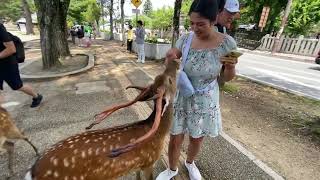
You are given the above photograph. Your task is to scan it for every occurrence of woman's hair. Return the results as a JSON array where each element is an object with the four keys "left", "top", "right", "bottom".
[{"left": 188, "top": 0, "right": 223, "bottom": 22}]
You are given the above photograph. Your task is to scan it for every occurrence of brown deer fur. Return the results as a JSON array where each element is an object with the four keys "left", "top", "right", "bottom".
[
  {"left": 0, "top": 107, "right": 38, "bottom": 177},
  {"left": 26, "top": 59, "right": 180, "bottom": 180}
]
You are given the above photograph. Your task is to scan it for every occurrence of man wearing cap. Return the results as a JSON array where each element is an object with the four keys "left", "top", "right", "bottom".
[
  {"left": 215, "top": 0, "right": 240, "bottom": 86},
  {"left": 215, "top": 0, "right": 240, "bottom": 34}
]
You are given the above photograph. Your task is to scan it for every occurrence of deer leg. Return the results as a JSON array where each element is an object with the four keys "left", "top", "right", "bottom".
[
  {"left": 23, "top": 138, "right": 39, "bottom": 156},
  {"left": 142, "top": 166, "right": 154, "bottom": 180},
  {"left": 3, "top": 141, "right": 14, "bottom": 177}
]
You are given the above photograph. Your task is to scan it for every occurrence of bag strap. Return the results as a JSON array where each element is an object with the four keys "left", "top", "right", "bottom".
[{"left": 181, "top": 32, "right": 194, "bottom": 70}]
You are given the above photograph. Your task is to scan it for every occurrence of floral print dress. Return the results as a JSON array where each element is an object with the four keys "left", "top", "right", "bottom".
[{"left": 170, "top": 33, "right": 237, "bottom": 138}]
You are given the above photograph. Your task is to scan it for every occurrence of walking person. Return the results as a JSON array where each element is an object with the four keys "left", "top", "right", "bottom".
[
  {"left": 135, "top": 20, "right": 146, "bottom": 63},
  {"left": 156, "top": 0, "right": 239, "bottom": 179},
  {"left": 127, "top": 25, "right": 133, "bottom": 53},
  {"left": 0, "top": 23, "right": 43, "bottom": 108}
]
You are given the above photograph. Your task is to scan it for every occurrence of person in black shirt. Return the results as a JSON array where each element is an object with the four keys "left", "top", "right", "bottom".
[{"left": 0, "top": 23, "right": 43, "bottom": 108}]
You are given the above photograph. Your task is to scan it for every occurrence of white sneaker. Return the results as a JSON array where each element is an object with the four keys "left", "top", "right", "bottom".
[
  {"left": 141, "top": 60, "right": 145, "bottom": 64},
  {"left": 156, "top": 168, "right": 178, "bottom": 180},
  {"left": 184, "top": 160, "right": 201, "bottom": 180},
  {"left": 136, "top": 59, "right": 141, "bottom": 63}
]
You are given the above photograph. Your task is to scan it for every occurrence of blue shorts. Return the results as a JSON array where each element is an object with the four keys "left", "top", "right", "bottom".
[{"left": 0, "top": 62, "right": 23, "bottom": 90}]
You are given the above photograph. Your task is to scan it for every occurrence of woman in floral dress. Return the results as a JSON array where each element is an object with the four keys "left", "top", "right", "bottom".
[{"left": 156, "top": 0, "right": 239, "bottom": 179}]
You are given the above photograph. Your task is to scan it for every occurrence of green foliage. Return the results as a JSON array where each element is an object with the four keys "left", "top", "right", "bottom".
[
  {"left": 143, "top": 0, "right": 153, "bottom": 17},
  {"left": 0, "top": 0, "right": 23, "bottom": 22},
  {"left": 82, "top": 0, "right": 101, "bottom": 23},
  {"left": 150, "top": 7, "right": 173, "bottom": 30},
  {"left": 286, "top": 0, "right": 320, "bottom": 36},
  {"left": 68, "top": 0, "right": 101, "bottom": 26}
]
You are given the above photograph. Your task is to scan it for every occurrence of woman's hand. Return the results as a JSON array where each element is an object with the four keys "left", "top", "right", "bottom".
[
  {"left": 220, "top": 56, "right": 238, "bottom": 82},
  {"left": 165, "top": 48, "right": 182, "bottom": 65}
]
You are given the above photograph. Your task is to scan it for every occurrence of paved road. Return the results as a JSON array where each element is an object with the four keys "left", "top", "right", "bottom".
[{"left": 237, "top": 53, "right": 320, "bottom": 100}]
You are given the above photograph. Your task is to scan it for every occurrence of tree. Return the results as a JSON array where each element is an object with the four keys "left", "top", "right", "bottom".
[
  {"left": 151, "top": 7, "right": 174, "bottom": 37},
  {"left": 286, "top": 0, "right": 320, "bottom": 36},
  {"left": 120, "top": 0, "right": 125, "bottom": 45},
  {"left": 0, "top": 0, "right": 24, "bottom": 22},
  {"left": 108, "top": 0, "right": 114, "bottom": 40},
  {"left": 272, "top": 0, "right": 292, "bottom": 54},
  {"left": 143, "top": 0, "right": 153, "bottom": 16},
  {"left": 22, "top": 0, "right": 34, "bottom": 35},
  {"left": 34, "top": 0, "right": 71, "bottom": 69},
  {"left": 172, "top": 0, "right": 182, "bottom": 47}
]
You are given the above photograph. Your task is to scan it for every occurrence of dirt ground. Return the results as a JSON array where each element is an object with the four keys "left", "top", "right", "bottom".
[{"left": 22, "top": 40, "right": 320, "bottom": 180}]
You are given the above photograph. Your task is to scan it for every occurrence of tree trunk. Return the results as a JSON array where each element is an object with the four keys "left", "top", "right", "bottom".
[
  {"left": 101, "top": 0, "right": 105, "bottom": 31},
  {"left": 22, "top": 0, "right": 34, "bottom": 35},
  {"left": 120, "top": 0, "right": 125, "bottom": 45},
  {"left": 109, "top": 0, "right": 114, "bottom": 40},
  {"left": 55, "top": 2, "right": 70, "bottom": 57},
  {"left": 171, "top": 0, "right": 182, "bottom": 48},
  {"left": 272, "top": 0, "right": 292, "bottom": 54},
  {"left": 34, "top": 0, "right": 71, "bottom": 69}
]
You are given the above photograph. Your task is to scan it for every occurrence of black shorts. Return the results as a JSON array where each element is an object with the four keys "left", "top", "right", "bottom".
[{"left": 0, "top": 62, "right": 23, "bottom": 90}]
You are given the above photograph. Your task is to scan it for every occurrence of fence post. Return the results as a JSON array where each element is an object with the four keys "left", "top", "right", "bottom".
[
  {"left": 313, "top": 39, "right": 320, "bottom": 56},
  {"left": 293, "top": 35, "right": 304, "bottom": 54}
]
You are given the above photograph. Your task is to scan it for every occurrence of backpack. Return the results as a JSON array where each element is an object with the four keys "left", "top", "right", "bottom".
[{"left": 8, "top": 32, "right": 25, "bottom": 63}]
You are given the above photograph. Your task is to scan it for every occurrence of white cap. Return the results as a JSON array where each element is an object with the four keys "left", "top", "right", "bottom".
[{"left": 225, "top": 0, "right": 240, "bottom": 13}]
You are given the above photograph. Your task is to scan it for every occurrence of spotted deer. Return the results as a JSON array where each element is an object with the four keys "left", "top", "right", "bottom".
[
  {"left": 0, "top": 107, "right": 39, "bottom": 178},
  {"left": 25, "top": 59, "right": 180, "bottom": 180}
]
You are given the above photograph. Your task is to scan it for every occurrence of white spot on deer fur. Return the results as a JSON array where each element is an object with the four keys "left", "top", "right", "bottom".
[
  {"left": 64, "top": 176, "right": 69, "bottom": 180},
  {"left": 99, "top": 137, "right": 103, "bottom": 140},
  {"left": 50, "top": 156, "right": 56, "bottom": 162},
  {"left": 108, "top": 136, "right": 111, "bottom": 139},
  {"left": 80, "top": 176, "right": 84, "bottom": 180},
  {"left": 149, "top": 156, "right": 153, "bottom": 162},
  {"left": 44, "top": 170, "right": 52, "bottom": 176},
  {"left": 117, "top": 137, "right": 121, "bottom": 141},
  {"left": 103, "top": 161, "right": 109, "bottom": 166},
  {"left": 82, "top": 137, "right": 86, "bottom": 140},
  {"left": 88, "top": 148, "right": 93, "bottom": 155},
  {"left": 68, "top": 141, "right": 73, "bottom": 144},
  {"left": 71, "top": 156, "right": 76, "bottom": 163},
  {"left": 130, "top": 138, "right": 135, "bottom": 143},
  {"left": 63, "top": 158, "right": 70, "bottom": 167},
  {"left": 95, "top": 148, "right": 100, "bottom": 155},
  {"left": 54, "top": 171, "right": 59, "bottom": 178},
  {"left": 75, "top": 139, "right": 79, "bottom": 142},
  {"left": 81, "top": 151, "right": 86, "bottom": 158},
  {"left": 103, "top": 141, "right": 107, "bottom": 145},
  {"left": 53, "top": 159, "right": 58, "bottom": 166},
  {"left": 73, "top": 149, "right": 78, "bottom": 154},
  {"left": 93, "top": 139, "right": 98, "bottom": 142},
  {"left": 72, "top": 176, "right": 77, "bottom": 180},
  {"left": 103, "top": 147, "right": 106, "bottom": 152},
  {"left": 85, "top": 139, "right": 90, "bottom": 143},
  {"left": 69, "top": 144, "right": 74, "bottom": 148}
]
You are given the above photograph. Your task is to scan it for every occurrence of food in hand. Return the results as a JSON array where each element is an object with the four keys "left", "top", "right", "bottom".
[{"left": 221, "top": 51, "right": 243, "bottom": 63}]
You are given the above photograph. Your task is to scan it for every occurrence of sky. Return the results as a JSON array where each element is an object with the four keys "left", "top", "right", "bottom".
[{"left": 124, "top": 0, "right": 175, "bottom": 16}]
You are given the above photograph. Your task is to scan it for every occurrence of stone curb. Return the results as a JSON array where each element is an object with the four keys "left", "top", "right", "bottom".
[{"left": 20, "top": 53, "right": 95, "bottom": 80}]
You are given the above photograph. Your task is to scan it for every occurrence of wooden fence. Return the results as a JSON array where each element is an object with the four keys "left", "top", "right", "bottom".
[{"left": 258, "top": 34, "right": 320, "bottom": 56}]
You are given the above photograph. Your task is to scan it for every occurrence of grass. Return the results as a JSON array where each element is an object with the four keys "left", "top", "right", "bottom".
[{"left": 220, "top": 82, "right": 239, "bottom": 94}]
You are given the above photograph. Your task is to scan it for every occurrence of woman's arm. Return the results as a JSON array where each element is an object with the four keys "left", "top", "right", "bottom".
[{"left": 220, "top": 56, "right": 238, "bottom": 82}]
